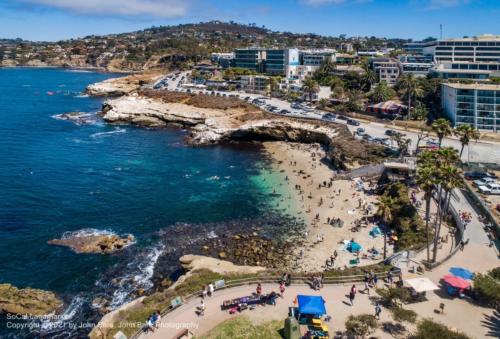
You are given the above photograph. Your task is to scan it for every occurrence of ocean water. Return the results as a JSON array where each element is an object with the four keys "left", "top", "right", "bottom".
[{"left": 0, "top": 68, "right": 294, "bottom": 337}]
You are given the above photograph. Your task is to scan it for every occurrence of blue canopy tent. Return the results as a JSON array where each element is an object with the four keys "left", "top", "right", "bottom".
[
  {"left": 297, "top": 295, "right": 327, "bottom": 317},
  {"left": 449, "top": 267, "right": 474, "bottom": 280},
  {"left": 347, "top": 241, "right": 362, "bottom": 253}
]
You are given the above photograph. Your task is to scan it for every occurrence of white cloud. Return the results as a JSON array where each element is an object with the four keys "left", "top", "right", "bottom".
[{"left": 20, "top": 0, "right": 188, "bottom": 18}]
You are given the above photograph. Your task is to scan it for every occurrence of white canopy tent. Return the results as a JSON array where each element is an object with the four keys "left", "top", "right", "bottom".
[{"left": 405, "top": 277, "right": 439, "bottom": 293}]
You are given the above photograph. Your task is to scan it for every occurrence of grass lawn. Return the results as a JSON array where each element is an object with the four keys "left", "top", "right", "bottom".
[{"left": 197, "top": 315, "right": 283, "bottom": 339}]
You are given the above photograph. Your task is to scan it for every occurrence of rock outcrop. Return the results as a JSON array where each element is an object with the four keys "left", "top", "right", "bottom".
[
  {"left": 179, "top": 254, "right": 266, "bottom": 275},
  {"left": 101, "top": 92, "right": 386, "bottom": 169},
  {"left": 48, "top": 233, "right": 135, "bottom": 254},
  {"left": 86, "top": 73, "right": 160, "bottom": 97},
  {"left": 0, "top": 284, "right": 63, "bottom": 316}
]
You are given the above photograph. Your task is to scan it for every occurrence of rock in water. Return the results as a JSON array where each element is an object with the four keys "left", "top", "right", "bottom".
[
  {"left": 48, "top": 233, "right": 135, "bottom": 254},
  {"left": 0, "top": 284, "right": 63, "bottom": 316}
]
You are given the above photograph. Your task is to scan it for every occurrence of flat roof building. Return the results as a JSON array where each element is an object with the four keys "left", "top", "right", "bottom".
[
  {"left": 441, "top": 82, "right": 500, "bottom": 132},
  {"left": 370, "top": 58, "right": 401, "bottom": 85},
  {"left": 434, "top": 35, "right": 500, "bottom": 64}
]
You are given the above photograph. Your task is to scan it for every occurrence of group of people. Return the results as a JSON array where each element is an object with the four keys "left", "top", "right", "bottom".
[
  {"left": 145, "top": 311, "right": 161, "bottom": 332},
  {"left": 325, "top": 250, "right": 338, "bottom": 268},
  {"left": 311, "top": 275, "right": 324, "bottom": 290},
  {"left": 196, "top": 283, "right": 215, "bottom": 317}
]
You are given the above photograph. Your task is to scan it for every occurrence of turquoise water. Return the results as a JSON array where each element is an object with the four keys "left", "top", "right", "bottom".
[{"left": 0, "top": 68, "right": 290, "bottom": 336}]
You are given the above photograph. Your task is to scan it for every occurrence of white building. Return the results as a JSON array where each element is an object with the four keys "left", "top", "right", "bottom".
[
  {"left": 370, "top": 58, "right": 401, "bottom": 85},
  {"left": 441, "top": 82, "right": 500, "bottom": 132}
]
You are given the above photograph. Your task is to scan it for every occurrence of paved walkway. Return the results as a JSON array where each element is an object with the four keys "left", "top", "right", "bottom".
[{"left": 140, "top": 186, "right": 499, "bottom": 339}]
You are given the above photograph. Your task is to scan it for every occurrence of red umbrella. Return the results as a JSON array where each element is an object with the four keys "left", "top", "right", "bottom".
[{"left": 443, "top": 274, "right": 471, "bottom": 289}]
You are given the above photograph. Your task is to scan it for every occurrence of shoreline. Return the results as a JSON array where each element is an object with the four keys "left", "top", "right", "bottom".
[{"left": 262, "top": 141, "right": 392, "bottom": 271}]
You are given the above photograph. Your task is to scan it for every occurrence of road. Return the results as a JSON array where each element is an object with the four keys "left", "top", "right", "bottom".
[{"left": 153, "top": 71, "right": 500, "bottom": 164}]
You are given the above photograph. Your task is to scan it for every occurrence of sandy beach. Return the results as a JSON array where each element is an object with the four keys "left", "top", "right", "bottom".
[{"left": 263, "top": 141, "right": 393, "bottom": 272}]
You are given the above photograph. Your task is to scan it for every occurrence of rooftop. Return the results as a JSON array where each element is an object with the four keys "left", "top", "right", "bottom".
[
  {"left": 442, "top": 82, "right": 500, "bottom": 90},
  {"left": 441, "top": 34, "right": 500, "bottom": 42}
]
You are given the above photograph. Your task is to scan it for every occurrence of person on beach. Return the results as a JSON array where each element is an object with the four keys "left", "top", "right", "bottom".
[
  {"left": 202, "top": 285, "right": 207, "bottom": 299},
  {"left": 208, "top": 283, "right": 214, "bottom": 296},
  {"left": 375, "top": 303, "right": 382, "bottom": 320},
  {"left": 279, "top": 281, "right": 285, "bottom": 297},
  {"left": 373, "top": 274, "right": 379, "bottom": 288},
  {"left": 256, "top": 283, "right": 262, "bottom": 296}
]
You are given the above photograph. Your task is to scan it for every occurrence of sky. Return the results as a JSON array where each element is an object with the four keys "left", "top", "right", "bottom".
[{"left": 0, "top": 0, "right": 498, "bottom": 42}]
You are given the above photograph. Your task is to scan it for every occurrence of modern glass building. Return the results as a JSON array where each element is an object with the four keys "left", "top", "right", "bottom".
[
  {"left": 441, "top": 83, "right": 500, "bottom": 132},
  {"left": 233, "top": 48, "right": 299, "bottom": 76}
]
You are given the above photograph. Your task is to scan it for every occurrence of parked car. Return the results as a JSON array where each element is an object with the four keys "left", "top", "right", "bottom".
[
  {"left": 385, "top": 129, "right": 398, "bottom": 136},
  {"left": 473, "top": 177, "right": 497, "bottom": 187},
  {"left": 337, "top": 115, "right": 348, "bottom": 121},
  {"left": 347, "top": 118, "right": 360, "bottom": 126},
  {"left": 464, "top": 171, "right": 497, "bottom": 180},
  {"left": 280, "top": 109, "right": 291, "bottom": 114},
  {"left": 322, "top": 113, "right": 336, "bottom": 121},
  {"left": 356, "top": 127, "right": 366, "bottom": 136},
  {"left": 478, "top": 183, "right": 500, "bottom": 195}
]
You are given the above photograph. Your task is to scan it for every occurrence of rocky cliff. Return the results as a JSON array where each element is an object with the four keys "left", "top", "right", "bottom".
[
  {"left": 101, "top": 92, "right": 386, "bottom": 169},
  {"left": 0, "top": 284, "right": 63, "bottom": 316}
]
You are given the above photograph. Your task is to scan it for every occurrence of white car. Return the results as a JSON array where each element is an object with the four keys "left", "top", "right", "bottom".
[
  {"left": 473, "top": 177, "right": 497, "bottom": 187},
  {"left": 478, "top": 183, "right": 500, "bottom": 195}
]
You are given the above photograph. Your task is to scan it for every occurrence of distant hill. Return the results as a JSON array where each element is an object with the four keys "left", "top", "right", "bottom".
[{"left": 0, "top": 21, "right": 408, "bottom": 72}]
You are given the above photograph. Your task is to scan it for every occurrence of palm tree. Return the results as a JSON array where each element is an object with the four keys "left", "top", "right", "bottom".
[
  {"left": 431, "top": 118, "right": 453, "bottom": 148},
  {"left": 361, "top": 62, "right": 376, "bottom": 92},
  {"left": 432, "top": 164, "right": 462, "bottom": 262},
  {"left": 397, "top": 74, "right": 422, "bottom": 119},
  {"left": 416, "top": 163, "right": 437, "bottom": 263},
  {"left": 376, "top": 196, "right": 395, "bottom": 259},
  {"left": 454, "top": 124, "right": 480, "bottom": 158},
  {"left": 302, "top": 77, "right": 320, "bottom": 102},
  {"left": 369, "top": 82, "right": 396, "bottom": 103}
]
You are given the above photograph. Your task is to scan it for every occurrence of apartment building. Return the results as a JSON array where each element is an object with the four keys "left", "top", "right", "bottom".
[
  {"left": 238, "top": 75, "right": 270, "bottom": 93},
  {"left": 234, "top": 48, "right": 266, "bottom": 72},
  {"left": 403, "top": 41, "right": 437, "bottom": 55},
  {"left": 370, "top": 58, "right": 401, "bottom": 85},
  {"left": 398, "top": 55, "right": 434, "bottom": 76},
  {"left": 441, "top": 82, "right": 500, "bottom": 132}
]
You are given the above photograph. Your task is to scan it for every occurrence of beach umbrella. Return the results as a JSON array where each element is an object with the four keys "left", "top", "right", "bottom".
[
  {"left": 442, "top": 274, "right": 471, "bottom": 289},
  {"left": 449, "top": 267, "right": 474, "bottom": 280}
]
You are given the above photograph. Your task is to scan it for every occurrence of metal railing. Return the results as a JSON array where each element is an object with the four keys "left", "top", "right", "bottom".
[{"left": 129, "top": 268, "right": 400, "bottom": 339}]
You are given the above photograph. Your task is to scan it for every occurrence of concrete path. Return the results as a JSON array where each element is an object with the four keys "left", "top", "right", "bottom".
[{"left": 141, "top": 186, "right": 499, "bottom": 339}]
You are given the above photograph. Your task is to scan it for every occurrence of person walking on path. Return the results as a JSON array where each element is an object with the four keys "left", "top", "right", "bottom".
[
  {"left": 349, "top": 284, "right": 356, "bottom": 306},
  {"left": 375, "top": 303, "right": 382, "bottom": 320},
  {"left": 256, "top": 283, "right": 262, "bottom": 296},
  {"left": 362, "top": 280, "right": 370, "bottom": 295},
  {"left": 279, "top": 282, "right": 285, "bottom": 297},
  {"left": 208, "top": 283, "right": 214, "bottom": 296}
]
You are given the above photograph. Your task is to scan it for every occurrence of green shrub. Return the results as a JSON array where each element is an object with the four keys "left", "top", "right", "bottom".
[
  {"left": 391, "top": 306, "right": 417, "bottom": 323},
  {"left": 473, "top": 268, "right": 500, "bottom": 308},
  {"left": 410, "top": 319, "right": 471, "bottom": 339},
  {"left": 345, "top": 314, "right": 378, "bottom": 337},
  {"left": 376, "top": 287, "right": 412, "bottom": 308}
]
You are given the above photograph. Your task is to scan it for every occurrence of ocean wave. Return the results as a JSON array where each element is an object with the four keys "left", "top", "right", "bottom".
[
  {"left": 61, "top": 228, "right": 117, "bottom": 239},
  {"left": 52, "top": 111, "right": 101, "bottom": 126},
  {"left": 90, "top": 128, "right": 126, "bottom": 139},
  {"left": 207, "top": 175, "right": 220, "bottom": 181},
  {"left": 107, "top": 245, "right": 164, "bottom": 309},
  {"left": 75, "top": 92, "right": 90, "bottom": 98},
  {"left": 40, "top": 296, "right": 85, "bottom": 332}
]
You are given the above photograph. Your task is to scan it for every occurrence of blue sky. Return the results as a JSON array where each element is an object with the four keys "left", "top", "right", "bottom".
[{"left": 0, "top": 0, "right": 498, "bottom": 41}]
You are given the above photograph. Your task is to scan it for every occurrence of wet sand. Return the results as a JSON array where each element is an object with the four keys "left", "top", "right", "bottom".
[{"left": 263, "top": 141, "right": 393, "bottom": 272}]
